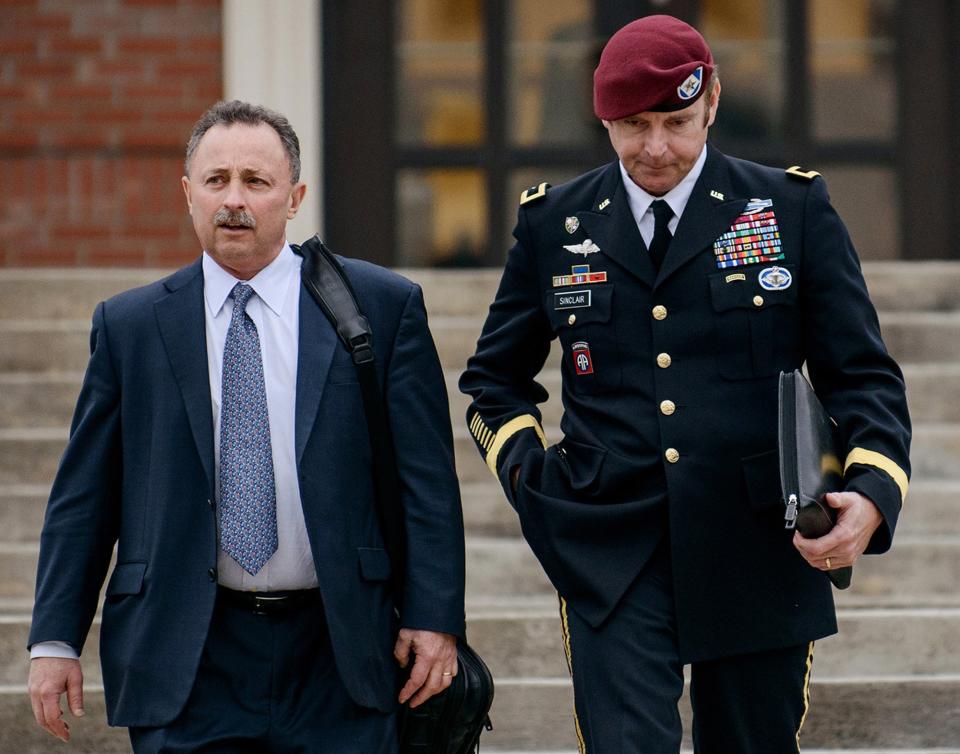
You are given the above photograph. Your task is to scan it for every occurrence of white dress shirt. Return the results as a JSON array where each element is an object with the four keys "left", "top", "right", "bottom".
[
  {"left": 204, "top": 244, "right": 318, "bottom": 592},
  {"left": 619, "top": 144, "right": 708, "bottom": 247},
  {"left": 31, "top": 243, "right": 315, "bottom": 660}
]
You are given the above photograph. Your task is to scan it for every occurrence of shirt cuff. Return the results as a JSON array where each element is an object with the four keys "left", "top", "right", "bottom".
[{"left": 30, "top": 641, "right": 79, "bottom": 660}]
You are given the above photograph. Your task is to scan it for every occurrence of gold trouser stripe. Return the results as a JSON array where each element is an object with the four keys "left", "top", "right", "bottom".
[
  {"left": 795, "top": 641, "right": 815, "bottom": 751},
  {"left": 485, "top": 414, "right": 547, "bottom": 476},
  {"left": 844, "top": 447, "right": 909, "bottom": 503},
  {"left": 559, "top": 596, "right": 586, "bottom": 754}
]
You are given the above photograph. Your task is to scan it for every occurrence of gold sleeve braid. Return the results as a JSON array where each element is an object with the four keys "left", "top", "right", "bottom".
[
  {"left": 844, "top": 447, "right": 909, "bottom": 503},
  {"left": 468, "top": 413, "right": 547, "bottom": 477}
]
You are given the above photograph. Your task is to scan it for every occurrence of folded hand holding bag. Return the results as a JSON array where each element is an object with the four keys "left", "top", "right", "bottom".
[{"left": 778, "top": 369, "right": 853, "bottom": 589}]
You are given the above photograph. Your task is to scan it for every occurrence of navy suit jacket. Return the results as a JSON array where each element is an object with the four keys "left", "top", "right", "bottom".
[{"left": 29, "top": 255, "right": 466, "bottom": 727}]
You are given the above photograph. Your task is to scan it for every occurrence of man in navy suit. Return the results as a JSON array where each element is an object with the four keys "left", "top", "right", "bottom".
[
  {"left": 461, "top": 15, "right": 910, "bottom": 754},
  {"left": 28, "top": 100, "right": 465, "bottom": 752}
]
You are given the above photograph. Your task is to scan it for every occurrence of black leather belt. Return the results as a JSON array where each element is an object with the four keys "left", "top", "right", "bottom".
[{"left": 217, "top": 586, "right": 321, "bottom": 615}]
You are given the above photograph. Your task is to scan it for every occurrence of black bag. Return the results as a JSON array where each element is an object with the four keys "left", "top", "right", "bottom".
[
  {"left": 778, "top": 369, "right": 853, "bottom": 589},
  {"left": 296, "top": 235, "right": 494, "bottom": 753}
]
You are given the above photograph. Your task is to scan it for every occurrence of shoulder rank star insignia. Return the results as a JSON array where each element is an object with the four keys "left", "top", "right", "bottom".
[
  {"left": 564, "top": 216, "right": 580, "bottom": 234},
  {"left": 563, "top": 239, "right": 600, "bottom": 257}
]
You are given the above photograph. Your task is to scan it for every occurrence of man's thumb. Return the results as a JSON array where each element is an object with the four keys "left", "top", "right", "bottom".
[{"left": 66, "top": 668, "right": 84, "bottom": 717}]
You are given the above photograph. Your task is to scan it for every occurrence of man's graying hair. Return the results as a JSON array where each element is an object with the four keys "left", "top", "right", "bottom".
[{"left": 185, "top": 100, "right": 301, "bottom": 183}]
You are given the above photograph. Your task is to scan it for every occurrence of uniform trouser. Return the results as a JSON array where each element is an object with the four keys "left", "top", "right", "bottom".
[
  {"left": 129, "top": 591, "right": 397, "bottom": 754},
  {"left": 560, "top": 542, "right": 814, "bottom": 754}
]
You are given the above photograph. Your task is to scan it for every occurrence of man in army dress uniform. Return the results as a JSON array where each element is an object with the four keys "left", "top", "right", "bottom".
[{"left": 460, "top": 15, "right": 910, "bottom": 753}]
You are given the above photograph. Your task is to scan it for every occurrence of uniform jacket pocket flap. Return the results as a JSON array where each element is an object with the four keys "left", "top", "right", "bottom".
[
  {"left": 105, "top": 561, "right": 147, "bottom": 597},
  {"left": 742, "top": 449, "right": 784, "bottom": 511},
  {"left": 709, "top": 267, "right": 797, "bottom": 312},
  {"left": 545, "top": 284, "right": 614, "bottom": 329},
  {"left": 358, "top": 547, "right": 392, "bottom": 581}
]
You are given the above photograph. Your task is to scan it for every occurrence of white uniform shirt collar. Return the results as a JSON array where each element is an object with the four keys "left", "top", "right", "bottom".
[
  {"left": 619, "top": 144, "right": 708, "bottom": 226},
  {"left": 203, "top": 243, "right": 298, "bottom": 318}
]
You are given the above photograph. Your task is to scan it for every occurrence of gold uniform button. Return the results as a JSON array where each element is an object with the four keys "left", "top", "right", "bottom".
[
  {"left": 660, "top": 400, "right": 676, "bottom": 416},
  {"left": 753, "top": 295, "right": 764, "bottom": 307},
  {"left": 652, "top": 305, "right": 668, "bottom": 320},
  {"left": 656, "top": 353, "right": 672, "bottom": 368},
  {"left": 665, "top": 448, "right": 680, "bottom": 463},
  {"left": 567, "top": 314, "right": 577, "bottom": 325}
]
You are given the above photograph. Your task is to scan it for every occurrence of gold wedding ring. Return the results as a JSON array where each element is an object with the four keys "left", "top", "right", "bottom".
[
  {"left": 825, "top": 557, "right": 832, "bottom": 569},
  {"left": 442, "top": 671, "right": 453, "bottom": 676}
]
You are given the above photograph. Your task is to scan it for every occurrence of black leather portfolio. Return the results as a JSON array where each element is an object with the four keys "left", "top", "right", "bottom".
[{"left": 778, "top": 369, "right": 853, "bottom": 589}]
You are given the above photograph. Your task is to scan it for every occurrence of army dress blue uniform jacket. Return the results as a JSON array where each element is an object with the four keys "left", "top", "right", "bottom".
[
  {"left": 460, "top": 145, "right": 911, "bottom": 663},
  {"left": 29, "top": 255, "right": 466, "bottom": 727}
]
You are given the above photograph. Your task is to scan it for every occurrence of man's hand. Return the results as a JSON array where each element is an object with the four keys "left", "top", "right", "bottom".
[
  {"left": 28, "top": 657, "right": 84, "bottom": 742},
  {"left": 394, "top": 628, "right": 458, "bottom": 708},
  {"left": 792, "top": 491, "right": 883, "bottom": 571}
]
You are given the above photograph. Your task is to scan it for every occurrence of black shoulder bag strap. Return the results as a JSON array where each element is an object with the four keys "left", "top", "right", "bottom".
[
  {"left": 294, "top": 235, "right": 407, "bottom": 604},
  {"left": 295, "top": 236, "right": 494, "bottom": 753}
]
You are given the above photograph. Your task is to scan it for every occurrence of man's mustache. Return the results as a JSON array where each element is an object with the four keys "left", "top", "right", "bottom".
[{"left": 213, "top": 208, "right": 257, "bottom": 228}]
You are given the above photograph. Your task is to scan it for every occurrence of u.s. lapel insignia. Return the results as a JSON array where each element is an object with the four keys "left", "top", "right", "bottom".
[
  {"left": 710, "top": 190, "right": 725, "bottom": 201},
  {"left": 563, "top": 239, "right": 601, "bottom": 257},
  {"left": 598, "top": 198, "right": 611, "bottom": 211},
  {"left": 564, "top": 216, "right": 580, "bottom": 234}
]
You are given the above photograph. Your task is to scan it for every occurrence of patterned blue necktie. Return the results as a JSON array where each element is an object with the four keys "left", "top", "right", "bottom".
[{"left": 218, "top": 282, "right": 278, "bottom": 575}]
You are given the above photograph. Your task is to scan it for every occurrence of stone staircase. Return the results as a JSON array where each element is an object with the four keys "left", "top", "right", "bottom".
[{"left": 1, "top": 263, "right": 959, "bottom": 752}]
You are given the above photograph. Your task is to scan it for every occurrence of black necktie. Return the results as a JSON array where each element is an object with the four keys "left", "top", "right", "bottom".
[{"left": 648, "top": 199, "right": 673, "bottom": 272}]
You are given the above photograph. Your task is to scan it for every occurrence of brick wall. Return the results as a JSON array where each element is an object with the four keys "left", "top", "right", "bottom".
[{"left": 0, "top": 0, "right": 222, "bottom": 266}]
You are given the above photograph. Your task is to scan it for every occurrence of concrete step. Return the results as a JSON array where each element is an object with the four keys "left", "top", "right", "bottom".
[
  {"left": 1, "top": 263, "right": 959, "bottom": 321},
  {"left": 3, "top": 536, "right": 959, "bottom": 607},
  {"left": 472, "top": 606, "right": 960, "bottom": 680},
  {"left": 3, "top": 420, "right": 950, "bottom": 488},
  {"left": 2, "top": 309, "right": 960, "bottom": 374},
  {"left": 7, "top": 606, "right": 957, "bottom": 686},
  {"left": 8, "top": 475, "right": 949, "bottom": 549},
  {"left": 462, "top": 478, "right": 960, "bottom": 540},
  {"left": 484, "top": 676, "right": 960, "bottom": 750},
  {"left": 0, "top": 357, "right": 951, "bottom": 434},
  {"left": 453, "top": 422, "right": 958, "bottom": 486},
  {"left": 463, "top": 535, "right": 960, "bottom": 609},
  {"left": 0, "top": 675, "right": 957, "bottom": 751}
]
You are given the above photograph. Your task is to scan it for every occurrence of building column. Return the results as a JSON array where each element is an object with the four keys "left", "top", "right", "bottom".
[{"left": 222, "top": 0, "right": 323, "bottom": 242}]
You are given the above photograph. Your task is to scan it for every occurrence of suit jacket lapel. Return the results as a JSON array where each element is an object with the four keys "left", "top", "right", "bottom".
[
  {"left": 154, "top": 259, "right": 215, "bottom": 492},
  {"left": 658, "top": 146, "right": 749, "bottom": 285},
  {"left": 295, "top": 282, "right": 338, "bottom": 464},
  {"left": 576, "top": 163, "right": 658, "bottom": 288}
]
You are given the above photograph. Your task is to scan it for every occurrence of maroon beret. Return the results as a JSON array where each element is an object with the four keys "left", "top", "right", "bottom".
[{"left": 594, "top": 15, "right": 715, "bottom": 120}]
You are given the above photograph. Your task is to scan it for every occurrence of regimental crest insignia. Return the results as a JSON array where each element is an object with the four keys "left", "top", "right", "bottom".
[
  {"left": 564, "top": 216, "right": 580, "bottom": 234},
  {"left": 563, "top": 239, "right": 601, "bottom": 257},
  {"left": 677, "top": 66, "right": 703, "bottom": 101},
  {"left": 758, "top": 266, "right": 792, "bottom": 291}
]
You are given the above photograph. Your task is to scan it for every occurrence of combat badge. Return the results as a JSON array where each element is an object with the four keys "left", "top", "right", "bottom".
[
  {"left": 758, "top": 266, "right": 792, "bottom": 291},
  {"left": 563, "top": 239, "right": 601, "bottom": 257},
  {"left": 565, "top": 216, "right": 580, "bottom": 234},
  {"left": 571, "top": 341, "right": 594, "bottom": 375}
]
